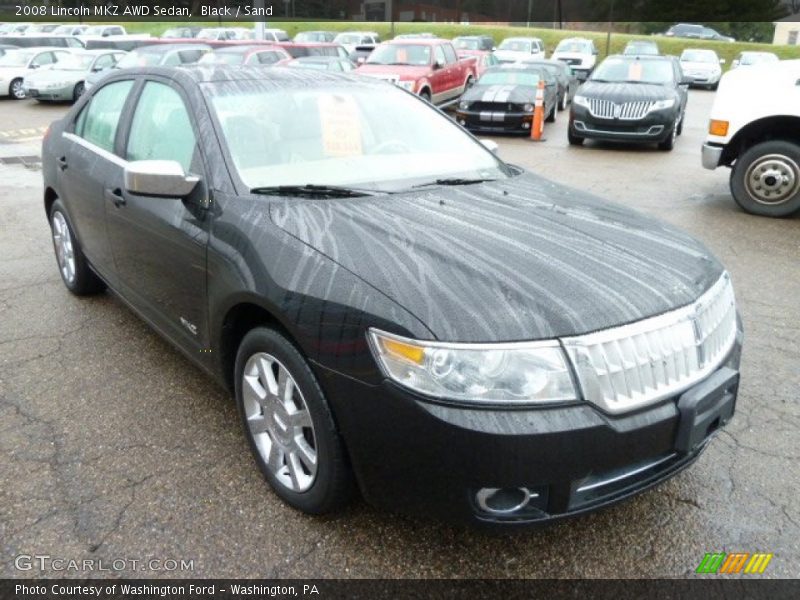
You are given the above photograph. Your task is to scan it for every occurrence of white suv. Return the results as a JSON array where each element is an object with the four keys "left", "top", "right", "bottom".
[{"left": 551, "top": 37, "right": 598, "bottom": 80}]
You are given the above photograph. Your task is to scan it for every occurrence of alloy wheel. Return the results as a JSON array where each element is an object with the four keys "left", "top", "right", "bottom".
[
  {"left": 52, "top": 211, "right": 76, "bottom": 284},
  {"left": 242, "top": 352, "right": 318, "bottom": 492},
  {"left": 10, "top": 79, "right": 25, "bottom": 100}
]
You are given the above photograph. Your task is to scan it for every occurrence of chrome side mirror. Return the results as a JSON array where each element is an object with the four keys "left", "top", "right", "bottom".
[
  {"left": 124, "top": 160, "right": 199, "bottom": 198},
  {"left": 480, "top": 139, "right": 499, "bottom": 155}
]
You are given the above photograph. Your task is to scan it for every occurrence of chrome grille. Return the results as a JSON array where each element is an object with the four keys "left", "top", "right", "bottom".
[
  {"left": 563, "top": 273, "right": 737, "bottom": 414},
  {"left": 588, "top": 98, "right": 654, "bottom": 120}
]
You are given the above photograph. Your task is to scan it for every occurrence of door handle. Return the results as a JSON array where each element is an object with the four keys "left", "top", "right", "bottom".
[
  {"left": 105, "top": 187, "right": 125, "bottom": 208},
  {"left": 57, "top": 156, "right": 68, "bottom": 171}
]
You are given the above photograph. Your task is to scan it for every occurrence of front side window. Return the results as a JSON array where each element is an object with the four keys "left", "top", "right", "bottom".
[
  {"left": 207, "top": 82, "right": 510, "bottom": 192},
  {"left": 77, "top": 80, "right": 134, "bottom": 152},
  {"left": 443, "top": 44, "right": 457, "bottom": 64},
  {"left": 367, "top": 44, "right": 431, "bottom": 66},
  {"left": 126, "top": 82, "right": 197, "bottom": 172}
]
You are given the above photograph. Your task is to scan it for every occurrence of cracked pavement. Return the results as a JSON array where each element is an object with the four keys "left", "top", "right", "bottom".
[{"left": 0, "top": 91, "right": 798, "bottom": 578}]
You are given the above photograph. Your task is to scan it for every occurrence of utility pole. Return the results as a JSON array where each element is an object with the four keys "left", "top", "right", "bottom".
[
  {"left": 527, "top": 0, "right": 533, "bottom": 27},
  {"left": 605, "top": 0, "right": 615, "bottom": 56},
  {"left": 254, "top": 0, "right": 266, "bottom": 41}
]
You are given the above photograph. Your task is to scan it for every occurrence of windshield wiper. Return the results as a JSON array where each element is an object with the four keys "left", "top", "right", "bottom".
[
  {"left": 250, "top": 184, "right": 381, "bottom": 198},
  {"left": 412, "top": 177, "right": 497, "bottom": 189}
]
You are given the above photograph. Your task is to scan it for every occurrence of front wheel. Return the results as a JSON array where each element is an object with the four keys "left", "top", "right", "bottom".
[
  {"left": 235, "top": 327, "right": 354, "bottom": 514},
  {"left": 545, "top": 102, "right": 556, "bottom": 123},
  {"left": 419, "top": 89, "right": 431, "bottom": 103},
  {"left": 658, "top": 123, "right": 677, "bottom": 151},
  {"left": 568, "top": 129, "right": 584, "bottom": 146},
  {"left": 73, "top": 81, "right": 85, "bottom": 102},
  {"left": 730, "top": 140, "right": 800, "bottom": 217},
  {"left": 559, "top": 90, "right": 568, "bottom": 111},
  {"left": 9, "top": 78, "right": 25, "bottom": 100}
]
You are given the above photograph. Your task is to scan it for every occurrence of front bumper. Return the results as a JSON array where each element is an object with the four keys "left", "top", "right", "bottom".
[
  {"left": 24, "top": 86, "right": 72, "bottom": 101},
  {"left": 315, "top": 331, "right": 742, "bottom": 526},
  {"left": 455, "top": 108, "right": 535, "bottom": 134},
  {"left": 684, "top": 71, "right": 721, "bottom": 86},
  {"left": 702, "top": 142, "right": 724, "bottom": 170},
  {"left": 570, "top": 104, "right": 677, "bottom": 143}
]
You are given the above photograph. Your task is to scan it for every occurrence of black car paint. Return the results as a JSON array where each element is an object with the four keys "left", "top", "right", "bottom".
[
  {"left": 569, "top": 58, "right": 688, "bottom": 144},
  {"left": 43, "top": 66, "right": 736, "bottom": 524}
]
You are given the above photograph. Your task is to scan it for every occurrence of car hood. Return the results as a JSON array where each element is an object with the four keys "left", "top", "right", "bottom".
[
  {"left": 0, "top": 66, "right": 28, "bottom": 78},
  {"left": 463, "top": 83, "right": 539, "bottom": 104},
  {"left": 269, "top": 172, "right": 722, "bottom": 342},
  {"left": 579, "top": 80, "right": 676, "bottom": 101},
  {"left": 25, "top": 69, "right": 82, "bottom": 84},
  {"left": 356, "top": 63, "right": 430, "bottom": 79},
  {"left": 680, "top": 60, "right": 719, "bottom": 72},
  {"left": 494, "top": 49, "right": 530, "bottom": 61}
]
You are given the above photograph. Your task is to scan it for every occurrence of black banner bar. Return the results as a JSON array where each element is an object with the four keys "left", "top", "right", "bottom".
[{"left": 3, "top": 579, "right": 800, "bottom": 600}]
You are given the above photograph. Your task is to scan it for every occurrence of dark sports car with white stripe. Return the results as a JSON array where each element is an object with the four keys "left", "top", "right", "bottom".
[
  {"left": 41, "top": 65, "right": 741, "bottom": 526},
  {"left": 455, "top": 64, "right": 558, "bottom": 134}
]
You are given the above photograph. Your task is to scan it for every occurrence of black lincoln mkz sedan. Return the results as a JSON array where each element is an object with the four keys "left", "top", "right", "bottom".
[
  {"left": 42, "top": 66, "right": 741, "bottom": 525},
  {"left": 569, "top": 54, "right": 689, "bottom": 151}
]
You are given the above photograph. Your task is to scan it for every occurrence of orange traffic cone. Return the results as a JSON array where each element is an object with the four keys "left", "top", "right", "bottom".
[{"left": 530, "top": 79, "right": 545, "bottom": 142}]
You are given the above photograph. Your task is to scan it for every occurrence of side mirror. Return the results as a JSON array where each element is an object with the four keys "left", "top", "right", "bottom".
[
  {"left": 480, "top": 139, "right": 499, "bottom": 155},
  {"left": 124, "top": 160, "right": 199, "bottom": 198},
  {"left": 434, "top": 59, "right": 445, "bottom": 69}
]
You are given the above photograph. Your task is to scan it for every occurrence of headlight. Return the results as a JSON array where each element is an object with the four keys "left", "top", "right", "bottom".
[
  {"left": 459, "top": 100, "right": 469, "bottom": 110},
  {"left": 397, "top": 80, "right": 415, "bottom": 92},
  {"left": 523, "top": 103, "right": 534, "bottom": 112},
  {"left": 368, "top": 329, "right": 577, "bottom": 405},
  {"left": 650, "top": 98, "right": 676, "bottom": 111},
  {"left": 573, "top": 95, "right": 590, "bottom": 108}
]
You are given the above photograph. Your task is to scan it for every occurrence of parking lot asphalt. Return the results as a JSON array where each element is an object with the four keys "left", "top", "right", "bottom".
[{"left": 0, "top": 90, "right": 798, "bottom": 579}]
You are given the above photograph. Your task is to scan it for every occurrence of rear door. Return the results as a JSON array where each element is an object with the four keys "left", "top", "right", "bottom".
[
  {"left": 104, "top": 78, "right": 210, "bottom": 351},
  {"left": 58, "top": 79, "right": 135, "bottom": 283}
]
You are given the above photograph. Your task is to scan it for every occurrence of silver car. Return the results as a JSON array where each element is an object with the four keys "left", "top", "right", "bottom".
[{"left": 23, "top": 49, "right": 126, "bottom": 102}]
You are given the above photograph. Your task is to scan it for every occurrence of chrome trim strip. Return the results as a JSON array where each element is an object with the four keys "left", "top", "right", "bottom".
[
  {"left": 576, "top": 454, "right": 677, "bottom": 492},
  {"left": 63, "top": 132, "right": 128, "bottom": 168}
]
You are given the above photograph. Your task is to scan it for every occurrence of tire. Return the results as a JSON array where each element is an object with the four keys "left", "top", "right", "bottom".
[
  {"left": 711, "top": 82, "right": 719, "bottom": 91},
  {"left": 658, "top": 123, "right": 677, "bottom": 151},
  {"left": 235, "top": 327, "right": 354, "bottom": 514},
  {"left": 559, "top": 89, "right": 568, "bottom": 111},
  {"left": 49, "top": 200, "right": 105, "bottom": 295},
  {"left": 9, "top": 78, "right": 25, "bottom": 100},
  {"left": 729, "top": 140, "right": 800, "bottom": 217},
  {"left": 465, "top": 76, "right": 474, "bottom": 89},
  {"left": 73, "top": 82, "right": 85, "bottom": 103},
  {"left": 676, "top": 112, "right": 684, "bottom": 136},
  {"left": 568, "top": 128, "right": 584, "bottom": 146},
  {"left": 419, "top": 89, "right": 431, "bottom": 103},
  {"left": 545, "top": 102, "right": 556, "bottom": 123}
]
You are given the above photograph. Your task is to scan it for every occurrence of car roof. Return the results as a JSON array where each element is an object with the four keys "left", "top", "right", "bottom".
[
  {"left": 134, "top": 43, "right": 210, "bottom": 53},
  {"left": 501, "top": 37, "right": 542, "bottom": 42},
  {"left": 213, "top": 44, "right": 279, "bottom": 54},
  {"left": 606, "top": 53, "right": 669, "bottom": 61},
  {"left": 113, "top": 65, "right": 378, "bottom": 88},
  {"left": 294, "top": 56, "right": 342, "bottom": 63}
]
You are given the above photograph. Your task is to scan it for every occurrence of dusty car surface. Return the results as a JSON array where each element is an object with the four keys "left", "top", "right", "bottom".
[{"left": 42, "top": 66, "right": 742, "bottom": 526}]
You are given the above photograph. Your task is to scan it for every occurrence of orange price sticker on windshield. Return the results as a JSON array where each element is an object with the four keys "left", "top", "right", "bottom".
[
  {"left": 627, "top": 62, "right": 643, "bottom": 81},
  {"left": 317, "top": 94, "right": 363, "bottom": 158}
]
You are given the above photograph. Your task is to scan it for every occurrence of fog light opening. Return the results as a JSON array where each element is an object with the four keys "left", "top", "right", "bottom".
[
  {"left": 706, "top": 416, "right": 721, "bottom": 437},
  {"left": 476, "top": 487, "right": 533, "bottom": 515}
]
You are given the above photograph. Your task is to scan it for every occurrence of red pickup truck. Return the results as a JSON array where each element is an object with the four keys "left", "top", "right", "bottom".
[{"left": 355, "top": 39, "right": 477, "bottom": 106}]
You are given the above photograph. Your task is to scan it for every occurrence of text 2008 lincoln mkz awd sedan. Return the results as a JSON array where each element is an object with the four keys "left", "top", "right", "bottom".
[{"left": 42, "top": 66, "right": 742, "bottom": 525}]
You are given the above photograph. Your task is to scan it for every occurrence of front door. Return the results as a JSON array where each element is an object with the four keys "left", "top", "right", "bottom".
[{"left": 105, "top": 79, "right": 210, "bottom": 351}]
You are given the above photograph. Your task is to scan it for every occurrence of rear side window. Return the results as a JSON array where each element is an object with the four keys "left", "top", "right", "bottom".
[
  {"left": 76, "top": 80, "right": 134, "bottom": 152},
  {"left": 257, "top": 51, "right": 281, "bottom": 65},
  {"left": 126, "top": 81, "right": 197, "bottom": 172},
  {"left": 443, "top": 44, "right": 457, "bottom": 64}
]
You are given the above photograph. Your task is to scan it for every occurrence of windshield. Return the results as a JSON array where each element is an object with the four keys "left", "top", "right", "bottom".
[
  {"left": 367, "top": 44, "right": 431, "bottom": 66},
  {"left": 207, "top": 82, "right": 509, "bottom": 192},
  {"left": 741, "top": 53, "right": 778, "bottom": 65},
  {"left": 592, "top": 58, "right": 673, "bottom": 84},
  {"left": 479, "top": 69, "right": 542, "bottom": 86},
  {"left": 0, "top": 50, "right": 33, "bottom": 67},
  {"left": 117, "top": 52, "right": 163, "bottom": 68},
  {"left": 53, "top": 53, "right": 95, "bottom": 71},
  {"left": 84, "top": 26, "right": 108, "bottom": 35},
  {"left": 289, "top": 61, "right": 330, "bottom": 71},
  {"left": 555, "top": 40, "right": 589, "bottom": 53},
  {"left": 498, "top": 39, "right": 531, "bottom": 53},
  {"left": 199, "top": 52, "right": 244, "bottom": 66},
  {"left": 454, "top": 38, "right": 480, "bottom": 50},
  {"left": 196, "top": 29, "right": 220, "bottom": 39},
  {"left": 680, "top": 50, "right": 717, "bottom": 63},
  {"left": 295, "top": 32, "right": 327, "bottom": 42},
  {"left": 623, "top": 42, "right": 658, "bottom": 55},
  {"left": 162, "top": 28, "right": 186, "bottom": 38},
  {"left": 335, "top": 33, "right": 362, "bottom": 44}
]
